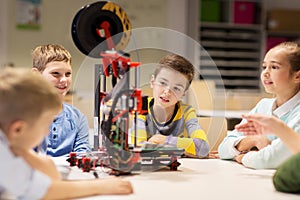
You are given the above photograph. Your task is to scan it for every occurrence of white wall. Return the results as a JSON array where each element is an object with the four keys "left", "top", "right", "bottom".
[
  {"left": 2, "top": 0, "right": 180, "bottom": 127},
  {"left": 7, "top": 0, "right": 104, "bottom": 71},
  {"left": 5, "top": 0, "right": 171, "bottom": 73},
  {"left": 0, "top": 0, "right": 8, "bottom": 67},
  {"left": 3, "top": 0, "right": 300, "bottom": 70}
]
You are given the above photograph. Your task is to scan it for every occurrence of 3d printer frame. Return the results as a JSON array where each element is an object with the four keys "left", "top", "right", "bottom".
[{"left": 69, "top": 1, "right": 184, "bottom": 175}]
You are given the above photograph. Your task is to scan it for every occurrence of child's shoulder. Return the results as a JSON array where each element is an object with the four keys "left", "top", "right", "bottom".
[
  {"left": 176, "top": 101, "right": 196, "bottom": 116},
  {"left": 256, "top": 97, "right": 276, "bottom": 106},
  {"left": 178, "top": 101, "right": 194, "bottom": 110},
  {"left": 62, "top": 103, "right": 85, "bottom": 117},
  {"left": 251, "top": 97, "right": 276, "bottom": 113}
]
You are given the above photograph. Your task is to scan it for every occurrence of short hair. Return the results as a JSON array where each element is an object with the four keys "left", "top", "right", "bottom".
[
  {"left": 0, "top": 68, "right": 61, "bottom": 130},
  {"left": 154, "top": 54, "right": 195, "bottom": 85},
  {"left": 32, "top": 44, "right": 72, "bottom": 71},
  {"left": 272, "top": 41, "right": 300, "bottom": 74}
]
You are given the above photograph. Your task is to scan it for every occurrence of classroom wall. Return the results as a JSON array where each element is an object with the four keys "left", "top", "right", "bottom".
[
  {"left": 265, "top": 0, "right": 300, "bottom": 10},
  {"left": 0, "top": 0, "right": 8, "bottom": 66},
  {"left": 0, "top": 0, "right": 189, "bottom": 127},
  {"left": 6, "top": 0, "right": 92, "bottom": 69},
  {"left": 3, "top": 0, "right": 300, "bottom": 70},
  {"left": 2, "top": 0, "right": 300, "bottom": 127},
  {"left": 4, "top": 0, "right": 300, "bottom": 80}
]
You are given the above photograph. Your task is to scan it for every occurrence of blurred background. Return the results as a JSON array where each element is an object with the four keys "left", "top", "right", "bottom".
[{"left": 1, "top": 0, "right": 300, "bottom": 128}]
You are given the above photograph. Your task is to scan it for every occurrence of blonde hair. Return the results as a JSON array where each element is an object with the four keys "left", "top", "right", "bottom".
[
  {"left": 0, "top": 68, "right": 61, "bottom": 130},
  {"left": 32, "top": 44, "right": 72, "bottom": 71},
  {"left": 154, "top": 54, "right": 195, "bottom": 85}
]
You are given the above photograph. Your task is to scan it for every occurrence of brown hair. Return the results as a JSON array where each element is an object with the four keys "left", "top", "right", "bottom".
[
  {"left": 0, "top": 68, "right": 61, "bottom": 130},
  {"left": 272, "top": 42, "right": 300, "bottom": 74},
  {"left": 32, "top": 44, "right": 72, "bottom": 71},
  {"left": 154, "top": 54, "right": 195, "bottom": 86}
]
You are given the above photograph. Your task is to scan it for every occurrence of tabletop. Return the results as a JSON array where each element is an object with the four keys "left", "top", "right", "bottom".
[{"left": 54, "top": 158, "right": 300, "bottom": 200}]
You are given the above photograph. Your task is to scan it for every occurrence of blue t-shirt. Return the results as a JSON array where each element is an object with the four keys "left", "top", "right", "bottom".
[{"left": 39, "top": 103, "right": 91, "bottom": 157}]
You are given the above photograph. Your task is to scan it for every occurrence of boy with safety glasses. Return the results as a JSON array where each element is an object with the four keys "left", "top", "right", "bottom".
[{"left": 134, "top": 54, "right": 209, "bottom": 158}]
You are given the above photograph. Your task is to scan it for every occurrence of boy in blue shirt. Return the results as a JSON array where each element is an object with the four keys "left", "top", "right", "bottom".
[{"left": 32, "top": 44, "right": 91, "bottom": 156}]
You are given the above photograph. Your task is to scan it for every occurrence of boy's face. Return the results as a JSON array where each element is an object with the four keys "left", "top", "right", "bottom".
[
  {"left": 151, "top": 67, "right": 188, "bottom": 109},
  {"left": 40, "top": 61, "right": 72, "bottom": 97}
]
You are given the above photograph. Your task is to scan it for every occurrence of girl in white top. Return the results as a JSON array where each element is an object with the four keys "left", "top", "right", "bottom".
[{"left": 218, "top": 42, "right": 300, "bottom": 169}]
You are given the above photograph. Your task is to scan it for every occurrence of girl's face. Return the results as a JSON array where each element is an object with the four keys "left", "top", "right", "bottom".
[
  {"left": 261, "top": 48, "right": 300, "bottom": 98},
  {"left": 41, "top": 61, "right": 72, "bottom": 97},
  {"left": 150, "top": 67, "right": 188, "bottom": 109}
]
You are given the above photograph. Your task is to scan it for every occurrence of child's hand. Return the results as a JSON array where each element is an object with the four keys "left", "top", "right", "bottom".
[
  {"left": 96, "top": 178, "right": 133, "bottom": 195},
  {"left": 235, "top": 154, "right": 245, "bottom": 163},
  {"left": 208, "top": 151, "right": 220, "bottom": 159},
  {"left": 235, "top": 135, "right": 270, "bottom": 153},
  {"left": 235, "top": 120, "right": 259, "bottom": 135},
  {"left": 148, "top": 134, "right": 166, "bottom": 144},
  {"left": 235, "top": 114, "right": 283, "bottom": 136},
  {"left": 253, "top": 135, "right": 271, "bottom": 150}
]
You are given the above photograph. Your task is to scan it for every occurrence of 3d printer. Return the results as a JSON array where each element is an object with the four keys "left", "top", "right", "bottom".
[{"left": 69, "top": 1, "right": 184, "bottom": 175}]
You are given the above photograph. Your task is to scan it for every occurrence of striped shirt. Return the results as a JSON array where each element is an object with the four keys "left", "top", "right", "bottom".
[{"left": 133, "top": 97, "right": 209, "bottom": 157}]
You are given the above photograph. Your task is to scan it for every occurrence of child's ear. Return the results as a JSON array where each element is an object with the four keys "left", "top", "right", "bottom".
[
  {"left": 8, "top": 120, "right": 26, "bottom": 139},
  {"left": 31, "top": 68, "right": 39, "bottom": 73},
  {"left": 150, "top": 75, "right": 155, "bottom": 88},
  {"left": 294, "top": 70, "right": 300, "bottom": 83}
]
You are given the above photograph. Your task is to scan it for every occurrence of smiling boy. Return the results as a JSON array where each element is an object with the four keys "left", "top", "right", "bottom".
[{"left": 32, "top": 44, "right": 91, "bottom": 156}]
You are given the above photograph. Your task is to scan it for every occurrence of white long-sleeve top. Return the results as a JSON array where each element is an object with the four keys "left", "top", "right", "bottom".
[{"left": 218, "top": 91, "right": 300, "bottom": 169}]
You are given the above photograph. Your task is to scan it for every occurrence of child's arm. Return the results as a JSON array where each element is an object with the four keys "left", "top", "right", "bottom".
[
  {"left": 43, "top": 178, "right": 133, "bottom": 199},
  {"left": 164, "top": 108, "right": 210, "bottom": 158},
  {"left": 218, "top": 120, "right": 270, "bottom": 159},
  {"left": 236, "top": 114, "right": 300, "bottom": 154},
  {"left": 136, "top": 125, "right": 210, "bottom": 157},
  {"left": 234, "top": 135, "right": 271, "bottom": 164},
  {"left": 131, "top": 114, "right": 148, "bottom": 146},
  {"left": 235, "top": 135, "right": 271, "bottom": 152},
  {"left": 20, "top": 149, "right": 61, "bottom": 180},
  {"left": 17, "top": 150, "right": 133, "bottom": 199},
  {"left": 166, "top": 132, "right": 209, "bottom": 158},
  {"left": 218, "top": 100, "right": 269, "bottom": 160}
]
